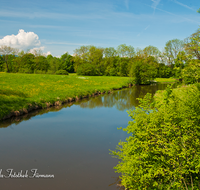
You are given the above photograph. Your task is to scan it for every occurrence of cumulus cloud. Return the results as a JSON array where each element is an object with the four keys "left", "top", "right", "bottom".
[
  {"left": 0, "top": 29, "right": 41, "bottom": 50},
  {"left": 0, "top": 29, "right": 51, "bottom": 56}
]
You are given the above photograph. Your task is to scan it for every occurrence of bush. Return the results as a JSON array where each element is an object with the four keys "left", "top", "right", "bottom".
[
  {"left": 111, "top": 85, "right": 200, "bottom": 189},
  {"left": 46, "top": 70, "right": 55, "bottom": 75},
  {"left": 76, "top": 63, "right": 97, "bottom": 76},
  {"left": 55, "top": 70, "right": 69, "bottom": 75}
]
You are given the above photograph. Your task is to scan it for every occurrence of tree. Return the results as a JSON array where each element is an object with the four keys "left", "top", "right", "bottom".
[
  {"left": 182, "top": 59, "right": 200, "bottom": 84},
  {"left": 47, "top": 55, "right": 61, "bottom": 74},
  {"left": 0, "top": 56, "right": 4, "bottom": 71},
  {"left": 20, "top": 53, "right": 35, "bottom": 73},
  {"left": 173, "top": 51, "right": 188, "bottom": 78},
  {"left": 103, "top": 47, "right": 117, "bottom": 58},
  {"left": 76, "top": 63, "right": 97, "bottom": 76},
  {"left": 34, "top": 55, "right": 49, "bottom": 72},
  {"left": 197, "top": 8, "right": 200, "bottom": 13},
  {"left": 74, "top": 45, "right": 104, "bottom": 75},
  {"left": 129, "top": 56, "right": 157, "bottom": 84},
  {"left": 143, "top": 45, "right": 161, "bottom": 62},
  {"left": 117, "top": 44, "right": 135, "bottom": 58},
  {"left": 0, "top": 45, "right": 18, "bottom": 72},
  {"left": 60, "top": 52, "right": 74, "bottom": 73},
  {"left": 111, "top": 85, "right": 200, "bottom": 189},
  {"left": 157, "top": 63, "right": 172, "bottom": 78},
  {"left": 184, "top": 28, "right": 200, "bottom": 60},
  {"left": 163, "top": 39, "right": 184, "bottom": 67}
]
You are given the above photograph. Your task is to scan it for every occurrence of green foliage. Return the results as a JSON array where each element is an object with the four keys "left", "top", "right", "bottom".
[
  {"left": 143, "top": 45, "right": 161, "bottom": 62},
  {"left": 76, "top": 63, "right": 97, "bottom": 76},
  {"left": 60, "top": 53, "right": 74, "bottom": 73},
  {"left": 0, "top": 56, "right": 5, "bottom": 71},
  {"left": 184, "top": 28, "right": 200, "bottom": 60},
  {"left": 157, "top": 63, "right": 172, "bottom": 78},
  {"left": 117, "top": 44, "right": 135, "bottom": 58},
  {"left": 47, "top": 55, "right": 61, "bottom": 74},
  {"left": 111, "top": 85, "right": 200, "bottom": 190},
  {"left": 55, "top": 69, "right": 69, "bottom": 75},
  {"left": 182, "top": 59, "right": 200, "bottom": 84},
  {"left": 129, "top": 56, "right": 157, "bottom": 84},
  {"left": 164, "top": 39, "right": 184, "bottom": 66},
  {"left": 74, "top": 45, "right": 104, "bottom": 75}
]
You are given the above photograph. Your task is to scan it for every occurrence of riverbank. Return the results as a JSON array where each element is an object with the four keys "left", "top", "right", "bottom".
[
  {"left": 0, "top": 73, "right": 134, "bottom": 120},
  {"left": 0, "top": 73, "right": 177, "bottom": 121}
]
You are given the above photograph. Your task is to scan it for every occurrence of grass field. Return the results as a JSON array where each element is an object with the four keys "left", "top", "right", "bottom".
[
  {"left": 0, "top": 73, "right": 178, "bottom": 120},
  {"left": 0, "top": 73, "right": 133, "bottom": 120},
  {"left": 154, "top": 78, "right": 177, "bottom": 83}
]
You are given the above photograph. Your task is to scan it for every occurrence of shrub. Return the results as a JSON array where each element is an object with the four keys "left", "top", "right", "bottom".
[
  {"left": 55, "top": 70, "right": 69, "bottom": 75},
  {"left": 111, "top": 84, "right": 200, "bottom": 190}
]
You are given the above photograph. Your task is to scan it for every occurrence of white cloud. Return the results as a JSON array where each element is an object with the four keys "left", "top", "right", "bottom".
[{"left": 0, "top": 29, "right": 41, "bottom": 50}]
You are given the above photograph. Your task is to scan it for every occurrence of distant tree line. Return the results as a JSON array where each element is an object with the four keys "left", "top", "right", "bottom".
[
  {"left": 0, "top": 27, "right": 200, "bottom": 84},
  {"left": 0, "top": 48, "right": 74, "bottom": 75}
]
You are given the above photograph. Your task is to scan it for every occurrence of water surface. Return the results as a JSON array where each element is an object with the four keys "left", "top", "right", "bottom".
[{"left": 0, "top": 83, "right": 174, "bottom": 190}]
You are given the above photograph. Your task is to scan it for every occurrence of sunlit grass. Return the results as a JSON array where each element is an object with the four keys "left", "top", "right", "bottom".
[
  {"left": 155, "top": 78, "right": 177, "bottom": 83},
  {"left": 0, "top": 73, "right": 176, "bottom": 120},
  {"left": 0, "top": 73, "right": 132, "bottom": 119}
]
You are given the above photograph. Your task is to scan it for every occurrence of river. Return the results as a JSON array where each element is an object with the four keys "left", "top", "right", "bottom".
[{"left": 0, "top": 83, "right": 175, "bottom": 190}]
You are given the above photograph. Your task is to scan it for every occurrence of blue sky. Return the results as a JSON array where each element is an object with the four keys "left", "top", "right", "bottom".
[{"left": 0, "top": 0, "right": 200, "bottom": 56}]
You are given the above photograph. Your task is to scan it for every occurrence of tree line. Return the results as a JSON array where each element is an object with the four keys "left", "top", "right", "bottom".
[
  {"left": 0, "top": 27, "right": 200, "bottom": 84},
  {"left": 0, "top": 47, "right": 74, "bottom": 75}
]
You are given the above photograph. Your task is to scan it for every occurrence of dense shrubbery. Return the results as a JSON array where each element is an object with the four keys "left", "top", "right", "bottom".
[{"left": 111, "top": 84, "right": 200, "bottom": 189}]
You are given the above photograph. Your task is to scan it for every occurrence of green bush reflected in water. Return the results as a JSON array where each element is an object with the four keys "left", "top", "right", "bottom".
[{"left": 78, "top": 83, "right": 175, "bottom": 111}]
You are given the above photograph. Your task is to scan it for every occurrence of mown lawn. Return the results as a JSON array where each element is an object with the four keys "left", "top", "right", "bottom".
[{"left": 0, "top": 73, "right": 133, "bottom": 119}]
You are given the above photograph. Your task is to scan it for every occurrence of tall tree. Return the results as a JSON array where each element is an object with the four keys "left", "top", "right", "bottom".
[
  {"left": 117, "top": 44, "right": 135, "bottom": 58},
  {"left": 184, "top": 28, "right": 200, "bottom": 60},
  {"left": 143, "top": 45, "right": 161, "bottom": 61},
  {"left": 60, "top": 52, "right": 74, "bottom": 73},
  {"left": 103, "top": 47, "right": 117, "bottom": 58},
  {"left": 0, "top": 45, "right": 18, "bottom": 72},
  {"left": 163, "top": 39, "right": 184, "bottom": 67}
]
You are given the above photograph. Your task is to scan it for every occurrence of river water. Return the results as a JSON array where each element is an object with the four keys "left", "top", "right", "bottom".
[{"left": 0, "top": 83, "right": 174, "bottom": 190}]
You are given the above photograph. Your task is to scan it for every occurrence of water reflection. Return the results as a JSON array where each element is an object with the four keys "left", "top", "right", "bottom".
[
  {"left": 78, "top": 83, "right": 173, "bottom": 111},
  {"left": 0, "top": 83, "right": 177, "bottom": 190},
  {"left": 0, "top": 83, "right": 176, "bottom": 128}
]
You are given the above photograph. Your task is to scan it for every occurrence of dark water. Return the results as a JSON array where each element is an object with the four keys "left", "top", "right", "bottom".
[{"left": 0, "top": 83, "right": 175, "bottom": 190}]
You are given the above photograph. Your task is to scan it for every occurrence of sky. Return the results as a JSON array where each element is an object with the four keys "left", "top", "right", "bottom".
[{"left": 0, "top": 0, "right": 200, "bottom": 57}]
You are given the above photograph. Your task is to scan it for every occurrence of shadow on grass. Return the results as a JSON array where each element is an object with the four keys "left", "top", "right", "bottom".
[
  {"left": 0, "top": 89, "right": 29, "bottom": 98},
  {"left": 0, "top": 95, "right": 30, "bottom": 120}
]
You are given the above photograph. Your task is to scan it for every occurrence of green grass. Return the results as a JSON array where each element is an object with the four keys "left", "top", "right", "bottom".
[
  {"left": 0, "top": 73, "right": 133, "bottom": 120},
  {"left": 0, "top": 73, "right": 177, "bottom": 120},
  {"left": 154, "top": 78, "right": 177, "bottom": 83}
]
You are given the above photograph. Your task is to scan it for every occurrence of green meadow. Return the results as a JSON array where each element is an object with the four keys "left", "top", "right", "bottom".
[
  {"left": 0, "top": 73, "right": 134, "bottom": 120},
  {"left": 0, "top": 72, "right": 177, "bottom": 120}
]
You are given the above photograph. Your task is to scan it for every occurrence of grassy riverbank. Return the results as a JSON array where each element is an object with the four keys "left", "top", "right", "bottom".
[
  {"left": 154, "top": 78, "right": 177, "bottom": 83},
  {"left": 0, "top": 73, "right": 133, "bottom": 120}
]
